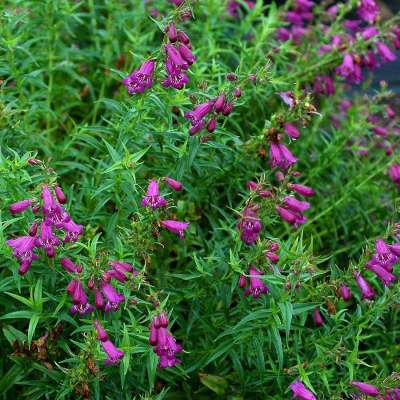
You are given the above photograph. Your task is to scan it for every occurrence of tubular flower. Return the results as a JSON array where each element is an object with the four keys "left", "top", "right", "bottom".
[
  {"left": 371, "top": 240, "right": 398, "bottom": 271},
  {"left": 269, "top": 143, "right": 297, "bottom": 170},
  {"left": 122, "top": 60, "right": 156, "bottom": 94},
  {"left": 162, "top": 57, "right": 189, "bottom": 89},
  {"left": 161, "top": 220, "right": 190, "bottom": 240},
  {"left": 366, "top": 261, "right": 396, "bottom": 286},
  {"left": 35, "top": 222, "right": 61, "bottom": 257},
  {"left": 63, "top": 219, "right": 84, "bottom": 243},
  {"left": 237, "top": 206, "right": 262, "bottom": 245},
  {"left": 101, "top": 339, "right": 124, "bottom": 366},
  {"left": 242, "top": 266, "right": 269, "bottom": 299},
  {"left": 289, "top": 379, "right": 316, "bottom": 400},
  {"left": 42, "top": 185, "right": 70, "bottom": 228},
  {"left": 6, "top": 235, "right": 39, "bottom": 275},
  {"left": 9, "top": 199, "right": 32, "bottom": 215},
  {"left": 149, "top": 314, "right": 182, "bottom": 369},
  {"left": 354, "top": 272, "right": 375, "bottom": 300},
  {"left": 313, "top": 307, "right": 324, "bottom": 327},
  {"left": 101, "top": 282, "right": 125, "bottom": 312},
  {"left": 357, "top": 0, "right": 380, "bottom": 23},
  {"left": 141, "top": 180, "right": 167, "bottom": 209},
  {"left": 389, "top": 164, "right": 400, "bottom": 189},
  {"left": 338, "top": 284, "right": 352, "bottom": 301},
  {"left": 350, "top": 381, "right": 380, "bottom": 396},
  {"left": 69, "top": 280, "right": 94, "bottom": 315},
  {"left": 60, "top": 258, "right": 83, "bottom": 273},
  {"left": 164, "top": 177, "right": 183, "bottom": 192},
  {"left": 289, "top": 183, "right": 315, "bottom": 197}
]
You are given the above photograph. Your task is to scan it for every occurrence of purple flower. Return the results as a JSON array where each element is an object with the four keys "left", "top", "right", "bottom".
[
  {"left": 237, "top": 206, "right": 262, "bottom": 245},
  {"left": 278, "top": 91, "right": 296, "bottom": 108},
  {"left": 357, "top": 0, "right": 380, "bottom": 23},
  {"left": 69, "top": 280, "right": 94, "bottom": 315},
  {"left": 102, "top": 339, "right": 124, "bottom": 366},
  {"left": 185, "top": 102, "right": 213, "bottom": 124},
  {"left": 338, "top": 284, "right": 352, "bottom": 301},
  {"left": 60, "top": 258, "right": 82, "bottom": 273},
  {"left": 214, "top": 93, "right": 225, "bottom": 113},
  {"left": 283, "top": 196, "right": 310, "bottom": 213},
  {"left": 9, "top": 199, "right": 32, "bottom": 215},
  {"left": 389, "top": 164, "right": 400, "bottom": 188},
  {"left": 376, "top": 41, "right": 397, "bottom": 63},
  {"left": 141, "top": 180, "right": 167, "bottom": 209},
  {"left": 94, "top": 320, "right": 109, "bottom": 342},
  {"left": 313, "top": 307, "right": 324, "bottom": 327},
  {"left": 361, "top": 26, "right": 379, "bottom": 40},
  {"left": 164, "top": 177, "right": 183, "bottom": 192},
  {"left": 165, "top": 44, "right": 188, "bottom": 69},
  {"left": 42, "top": 185, "right": 70, "bottom": 228},
  {"left": 207, "top": 119, "right": 217, "bottom": 133},
  {"left": 178, "top": 44, "right": 196, "bottom": 65},
  {"left": 243, "top": 266, "right": 269, "bottom": 299},
  {"left": 63, "top": 219, "right": 84, "bottom": 243},
  {"left": 372, "top": 240, "right": 398, "bottom": 271},
  {"left": 161, "top": 220, "right": 190, "bottom": 240},
  {"left": 336, "top": 54, "right": 355, "bottom": 79},
  {"left": 55, "top": 186, "right": 67, "bottom": 204},
  {"left": 35, "top": 222, "right": 61, "bottom": 258},
  {"left": 162, "top": 57, "right": 189, "bottom": 89},
  {"left": 101, "top": 282, "right": 125, "bottom": 312},
  {"left": 276, "top": 205, "right": 306, "bottom": 226},
  {"left": 284, "top": 123, "right": 300, "bottom": 139},
  {"left": 269, "top": 143, "right": 297, "bottom": 170},
  {"left": 108, "top": 260, "right": 135, "bottom": 274},
  {"left": 350, "top": 381, "right": 380, "bottom": 396},
  {"left": 354, "top": 272, "right": 375, "bottom": 300},
  {"left": 289, "top": 183, "right": 315, "bottom": 197},
  {"left": 289, "top": 379, "right": 316, "bottom": 400},
  {"left": 6, "top": 235, "right": 38, "bottom": 275},
  {"left": 366, "top": 261, "right": 396, "bottom": 286},
  {"left": 167, "top": 23, "right": 177, "bottom": 42},
  {"left": 95, "top": 289, "right": 105, "bottom": 309},
  {"left": 122, "top": 60, "right": 156, "bottom": 94}
]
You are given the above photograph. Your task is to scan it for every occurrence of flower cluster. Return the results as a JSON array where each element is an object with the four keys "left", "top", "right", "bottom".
[
  {"left": 141, "top": 178, "right": 190, "bottom": 240},
  {"left": 7, "top": 184, "right": 83, "bottom": 275},
  {"left": 149, "top": 312, "right": 182, "bottom": 368},
  {"left": 238, "top": 265, "right": 269, "bottom": 299}
]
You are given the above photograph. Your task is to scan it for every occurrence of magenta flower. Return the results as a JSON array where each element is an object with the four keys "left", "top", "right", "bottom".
[
  {"left": 101, "top": 282, "right": 125, "bottom": 312},
  {"left": 60, "top": 258, "right": 82, "bottom": 273},
  {"left": 69, "top": 280, "right": 94, "bottom": 315},
  {"left": 95, "top": 289, "right": 105, "bottom": 309},
  {"left": 336, "top": 54, "right": 355, "bottom": 78},
  {"left": 289, "top": 379, "right": 316, "bottom": 400},
  {"left": 357, "top": 0, "right": 380, "bottom": 23},
  {"left": 338, "top": 284, "right": 351, "bottom": 301},
  {"left": 9, "top": 199, "right": 32, "bottom": 215},
  {"left": 284, "top": 123, "right": 300, "bottom": 139},
  {"left": 55, "top": 186, "right": 67, "bottom": 204},
  {"left": 237, "top": 206, "right": 262, "bottom": 245},
  {"left": 243, "top": 266, "right": 269, "bottom": 299},
  {"left": 149, "top": 314, "right": 182, "bottom": 369},
  {"left": 35, "top": 222, "right": 61, "bottom": 258},
  {"left": 165, "top": 44, "right": 188, "bottom": 69},
  {"left": 141, "top": 180, "right": 167, "bottom": 209},
  {"left": 185, "top": 102, "right": 213, "bottom": 124},
  {"left": 289, "top": 183, "right": 315, "bottom": 197},
  {"left": 108, "top": 260, "right": 135, "bottom": 274},
  {"left": 366, "top": 261, "right": 396, "bottom": 286},
  {"left": 63, "top": 219, "right": 84, "bottom": 243},
  {"left": 283, "top": 196, "right": 310, "bottom": 213},
  {"left": 372, "top": 240, "right": 398, "bottom": 271},
  {"left": 350, "top": 381, "right": 380, "bottom": 396},
  {"left": 389, "top": 164, "right": 400, "bottom": 189},
  {"left": 94, "top": 320, "right": 108, "bottom": 342},
  {"left": 164, "top": 177, "right": 183, "bottom": 192},
  {"left": 167, "top": 23, "right": 177, "bottom": 42},
  {"left": 102, "top": 340, "right": 124, "bottom": 366},
  {"left": 6, "top": 235, "right": 39, "bottom": 275},
  {"left": 313, "top": 307, "right": 324, "bottom": 327},
  {"left": 42, "top": 185, "right": 70, "bottom": 228},
  {"left": 354, "top": 272, "right": 375, "bottom": 300},
  {"left": 162, "top": 57, "right": 189, "bottom": 90},
  {"left": 161, "top": 220, "right": 190, "bottom": 240},
  {"left": 376, "top": 41, "right": 397, "bottom": 62},
  {"left": 269, "top": 143, "right": 297, "bottom": 170},
  {"left": 122, "top": 60, "right": 156, "bottom": 94},
  {"left": 278, "top": 91, "right": 296, "bottom": 108},
  {"left": 361, "top": 26, "right": 379, "bottom": 40},
  {"left": 178, "top": 43, "right": 196, "bottom": 65}
]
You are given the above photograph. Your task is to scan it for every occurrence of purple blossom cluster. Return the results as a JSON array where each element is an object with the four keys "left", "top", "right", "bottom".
[
  {"left": 238, "top": 265, "right": 269, "bottom": 299},
  {"left": 141, "top": 178, "right": 190, "bottom": 240},
  {"left": 7, "top": 184, "right": 83, "bottom": 275},
  {"left": 149, "top": 312, "right": 182, "bottom": 368}
]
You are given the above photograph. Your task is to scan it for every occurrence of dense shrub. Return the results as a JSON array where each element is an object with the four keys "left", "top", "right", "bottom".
[{"left": 0, "top": 0, "right": 400, "bottom": 398}]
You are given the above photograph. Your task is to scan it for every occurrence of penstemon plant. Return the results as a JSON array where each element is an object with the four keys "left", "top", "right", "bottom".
[{"left": 1, "top": 0, "right": 400, "bottom": 399}]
